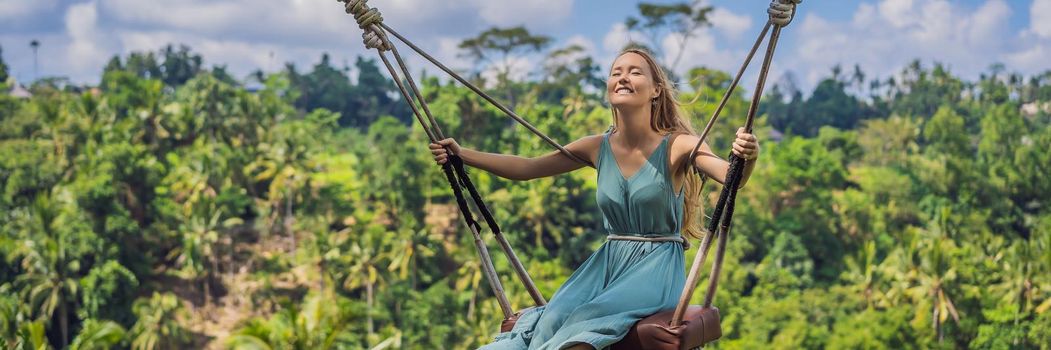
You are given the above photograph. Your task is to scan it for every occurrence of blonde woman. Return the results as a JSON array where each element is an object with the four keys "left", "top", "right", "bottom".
[{"left": 430, "top": 49, "right": 759, "bottom": 350}]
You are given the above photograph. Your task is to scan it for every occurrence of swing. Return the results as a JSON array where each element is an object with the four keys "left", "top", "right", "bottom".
[{"left": 334, "top": 0, "right": 801, "bottom": 348}]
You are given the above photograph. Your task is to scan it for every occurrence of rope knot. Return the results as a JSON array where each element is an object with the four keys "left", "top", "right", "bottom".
[
  {"left": 340, "top": 0, "right": 390, "bottom": 51},
  {"left": 768, "top": 0, "right": 801, "bottom": 27}
]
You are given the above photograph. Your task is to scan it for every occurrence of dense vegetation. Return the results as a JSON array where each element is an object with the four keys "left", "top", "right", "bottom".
[{"left": 1, "top": 26, "right": 1050, "bottom": 350}]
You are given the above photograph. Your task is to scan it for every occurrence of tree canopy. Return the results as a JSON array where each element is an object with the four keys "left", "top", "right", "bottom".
[{"left": 1, "top": 34, "right": 1050, "bottom": 350}]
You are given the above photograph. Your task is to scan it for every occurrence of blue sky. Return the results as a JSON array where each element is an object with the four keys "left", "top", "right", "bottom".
[{"left": 2, "top": 0, "right": 1049, "bottom": 94}]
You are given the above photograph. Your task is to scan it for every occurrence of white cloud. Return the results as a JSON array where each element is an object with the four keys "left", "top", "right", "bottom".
[
  {"left": 544, "top": 35, "right": 599, "bottom": 76},
  {"left": 97, "top": 0, "right": 352, "bottom": 47},
  {"left": 479, "top": 55, "right": 532, "bottom": 88},
  {"left": 710, "top": 7, "right": 753, "bottom": 40},
  {"left": 65, "top": 2, "right": 114, "bottom": 77},
  {"left": 787, "top": 0, "right": 1027, "bottom": 89},
  {"left": 473, "top": 0, "right": 573, "bottom": 27},
  {"left": 1004, "top": 43, "right": 1050, "bottom": 69},
  {"left": 603, "top": 23, "right": 641, "bottom": 53},
  {"left": 74, "top": 0, "right": 571, "bottom": 84},
  {"left": 0, "top": 0, "right": 59, "bottom": 21},
  {"left": 417, "top": 35, "right": 475, "bottom": 80},
  {"left": 662, "top": 29, "right": 739, "bottom": 76},
  {"left": 967, "top": 0, "right": 1011, "bottom": 46},
  {"left": 564, "top": 35, "right": 597, "bottom": 55},
  {"left": 1032, "top": 0, "right": 1051, "bottom": 38},
  {"left": 4, "top": 0, "right": 1047, "bottom": 91},
  {"left": 877, "top": 0, "right": 917, "bottom": 29}
]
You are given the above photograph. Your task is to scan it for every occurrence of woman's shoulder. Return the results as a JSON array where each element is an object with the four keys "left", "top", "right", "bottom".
[
  {"left": 568, "top": 133, "right": 607, "bottom": 149},
  {"left": 665, "top": 132, "right": 714, "bottom": 166},
  {"left": 666, "top": 132, "right": 700, "bottom": 153},
  {"left": 562, "top": 133, "right": 608, "bottom": 165}
]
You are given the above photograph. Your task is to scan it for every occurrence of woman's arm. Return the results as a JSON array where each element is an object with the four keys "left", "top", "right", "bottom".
[
  {"left": 672, "top": 128, "right": 759, "bottom": 188},
  {"left": 430, "top": 135, "right": 602, "bottom": 181}
]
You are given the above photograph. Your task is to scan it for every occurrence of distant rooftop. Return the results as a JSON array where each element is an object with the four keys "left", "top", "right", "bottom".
[{"left": 7, "top": 79, "right": 32, "bottom": 99}]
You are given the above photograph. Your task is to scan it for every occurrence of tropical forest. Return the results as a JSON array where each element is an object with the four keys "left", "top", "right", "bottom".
[{"left": 1, "top": 7, "right": 1050, "bottom": 350}]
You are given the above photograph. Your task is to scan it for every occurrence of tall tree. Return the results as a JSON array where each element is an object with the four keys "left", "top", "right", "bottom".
[
  {"left": 29, "top": 40, "right": 39, "bottom": 81},
  {"left": 459, "top": 26, "right": 552, "bottom": 107},
  {"left": 160, "top": 44, "right": 203, "bottom": 87},
  {"left": 538, "top": 45, "right": 604, "bottom": 103},
  {"left": 0, "top": 45, "right": 9, "bottom": 83},
  {"left": 287, "top": 55, "right": 407, "bottom": 128},
  {"left": 625, "top": 1, "right": 713, "bottom": 72}
]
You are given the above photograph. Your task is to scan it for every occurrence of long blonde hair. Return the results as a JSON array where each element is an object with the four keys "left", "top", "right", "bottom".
[{"left": 609, "top": 48, "right": 708, "bottom": 240}]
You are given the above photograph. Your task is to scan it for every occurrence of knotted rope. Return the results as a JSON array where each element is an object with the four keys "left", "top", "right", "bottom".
[
  {"left": 685, "top": 0, "right": 800, "bottom": 166},
  {"left": 337, "top": 0, "right": 556, "bottom": 318},
  {"left": 343, "top": 0, "right": 390, "bottom": 51},
  {"left": 768, "top": 0, "right": 802, "bottom": 27},
  {"left": 339, "top": 0, "right": 590, "bottom": 166},
  {"left": 672, "top": 0, "right": 801, "bottom": 327}
]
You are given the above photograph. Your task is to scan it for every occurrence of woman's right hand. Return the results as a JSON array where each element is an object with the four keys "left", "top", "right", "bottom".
[{"left": 429, "top": 138, "right": 461, "bottom": 165}]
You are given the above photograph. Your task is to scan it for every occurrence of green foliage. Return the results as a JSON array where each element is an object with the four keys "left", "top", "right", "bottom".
[
  {"left": 458, "top": 26, "right": 552, "bottom": 68},
  {"left": 458, "top": 26, "right": 552, "bottom": 106},
  {"left": 285, "top": 55, "right": 409, "bottom": 127},
  {"left": 103, "top": 44, "right": 204, "bottom": 89},
  {"left": 0, "top": 40, "right": 1048, "bottom": 349},
  {"left": 129, "top": 292, "right": 190, "bottom": 350},
  {"left": 226, "top": 291, "right": 364, "bottom": 349},
  {"left": 764, "top": 68, "right": 877, "bottom": 137},
  {"left": 69, "top": 319, "right": 126, "bottom": 350},
  {"left": 0, "top": 45, "right": 9, "bottom": 83}
]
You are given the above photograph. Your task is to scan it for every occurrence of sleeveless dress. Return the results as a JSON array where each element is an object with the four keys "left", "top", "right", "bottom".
[{"left": 480, "top": 132, "right": 687, "bottom": 350}]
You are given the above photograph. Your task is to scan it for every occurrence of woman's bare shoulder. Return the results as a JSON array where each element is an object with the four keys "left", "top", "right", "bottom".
[
  {"left": 667, "top": 132, "right": 705, "bottom": 156},
  {"left": 561, "top": 133, "right": 607, "bottom": 168},
  {"left": 564, "top": 133, "right": 605, "bottom": 151}
]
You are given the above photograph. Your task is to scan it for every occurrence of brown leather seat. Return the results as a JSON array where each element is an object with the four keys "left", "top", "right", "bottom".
[{"left": 500, "top": 305, "right": 721, "bottom": 350}]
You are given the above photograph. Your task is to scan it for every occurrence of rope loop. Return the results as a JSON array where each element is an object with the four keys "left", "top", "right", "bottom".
[
  {"left": 768, "top": 0, "right": 801, "bottom": 27},
  {"left": 340, "top": 0, "right": 391, "bottom": 51}
]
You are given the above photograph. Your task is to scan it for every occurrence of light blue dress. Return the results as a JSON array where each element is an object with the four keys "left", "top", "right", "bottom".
[{"left": 481, "top": 132, "right": 687, "bottom": 350}]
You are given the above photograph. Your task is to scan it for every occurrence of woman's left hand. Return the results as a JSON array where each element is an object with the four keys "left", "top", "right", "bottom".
[{"left": 731, "top": 127, "right": 759, "bottom": 161}]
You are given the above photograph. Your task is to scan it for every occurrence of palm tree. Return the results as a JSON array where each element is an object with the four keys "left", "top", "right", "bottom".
[
  {"left": 990, "top": 229, "right": 1051, "bottom": 344},
  {"left": 245, "top": 114, "right": 321, "bottom": 252},
  {"left": 10, "top": 195, "right": 82, "bottom": 347},
  {"left": 455, "top": 259, "right": 484, "bottom": 322},
  {"left": 129, "top": 292, "right": 189, "bottom": 350},
  {"left": 0, "top": 289, "right": 30, "bottom": 349},
  {"left": 226, "top": 290, "right": 353, "bottom": 349},
  {"left": 170, "top": 206, "right": 237, "bottom": 308},
  {"left": 882, "top": 222, "right": 962, "bottom": 344},
  {"left": 842, "top": 241, "right": 883, "bottom": 309},
  {"left": 29, "top": 40, "right": 39, "bottom": 81},
  {"left": 8, "top": 320, "right": 49, "bottom": 350},
  {"left": 909, "top": 215, "right": 963, "bottom": 343},
  {"left": 342, "top": 241, "right": 386, "bottom": 338},
  {"left": 69, "top": 319, "right": 126, "bottom": 350}
]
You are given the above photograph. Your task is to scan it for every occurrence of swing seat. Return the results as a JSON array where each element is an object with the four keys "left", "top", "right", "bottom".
[
  {"left": 500, "top": 307, "right": 535, "bottom": 333},
  {"left": 613, "top": 305, "right": 721, "bottom": 350},
  {"left": 500, "top": 305, "right": 721, "bottom": 350}
]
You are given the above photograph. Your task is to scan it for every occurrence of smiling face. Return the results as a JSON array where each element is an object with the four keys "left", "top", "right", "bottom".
[{"left": 607, "top": 52, "right": 661, "bottom": 110}]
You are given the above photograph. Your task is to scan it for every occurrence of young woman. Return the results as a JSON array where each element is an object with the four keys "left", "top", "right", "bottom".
[{"left": 430, "top": 49, "right": 759, "bottom": 350}]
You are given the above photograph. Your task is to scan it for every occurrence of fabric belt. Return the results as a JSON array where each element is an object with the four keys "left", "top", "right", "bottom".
[{"left": 606, "top": 234, "right": 691, "bottom": 250}]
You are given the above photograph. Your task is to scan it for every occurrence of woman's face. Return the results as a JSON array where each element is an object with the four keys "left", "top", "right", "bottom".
[{"left": 607, "top": 52, "right": 660, "bottom": 110}]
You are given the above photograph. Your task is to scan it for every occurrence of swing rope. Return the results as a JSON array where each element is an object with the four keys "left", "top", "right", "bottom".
[
  {"left": 672, "top": 0, "right": 800, "bottom": 326},
  {"left": 343, "top": 0, "right": 592, "bottom": 167},
  {"left": 337, "top": 0, "right": 801, "bottom": 333},
  {"left": 340, "top": 0, "right": 548, "bottom": 317}
]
